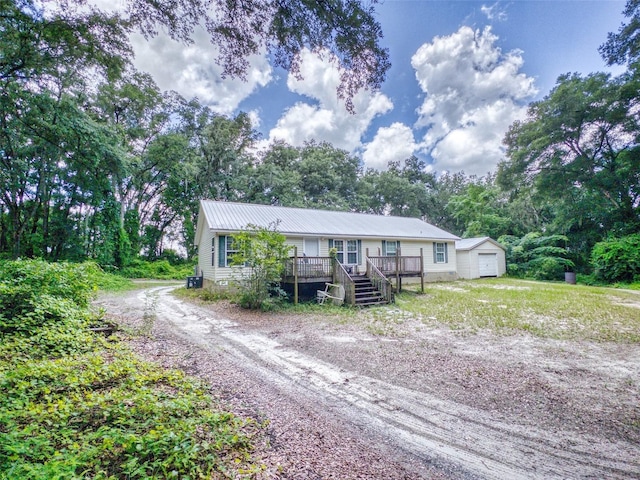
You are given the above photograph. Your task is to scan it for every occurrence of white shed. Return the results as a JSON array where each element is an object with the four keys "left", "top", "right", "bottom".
[{"left": 455, "top": 237, "right": 506, "bottom": 279}]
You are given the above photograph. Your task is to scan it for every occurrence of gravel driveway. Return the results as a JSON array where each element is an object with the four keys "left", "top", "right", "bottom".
[{"left": 96, "top": 285, "right": 640, "bottom": 479}]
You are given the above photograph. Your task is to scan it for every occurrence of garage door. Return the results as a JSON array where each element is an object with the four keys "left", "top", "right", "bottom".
[{"left": 478, "top": 253, "right": 498, "bottom": 277}]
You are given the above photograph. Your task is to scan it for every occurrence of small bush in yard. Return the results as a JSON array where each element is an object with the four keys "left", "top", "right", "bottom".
[
  {"left": 230, "top": 223, "right": 292, "bottom": 311},
  {"left": 0, "top": 260, "right": 261, "bottom": 479}
]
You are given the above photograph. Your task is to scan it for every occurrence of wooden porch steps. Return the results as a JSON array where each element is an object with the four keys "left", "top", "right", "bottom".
[{"left": 353, "top": 276, "right": 389, "bottom": 307}]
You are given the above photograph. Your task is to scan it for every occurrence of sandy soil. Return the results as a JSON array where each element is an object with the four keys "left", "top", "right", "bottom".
[{"left": 95, "top": 285, "right": 640, "bottom": 479}]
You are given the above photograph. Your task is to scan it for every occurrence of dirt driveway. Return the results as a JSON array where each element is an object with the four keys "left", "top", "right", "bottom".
[{"left": 96, "top": 285, "right": 640, "bottom": 479}]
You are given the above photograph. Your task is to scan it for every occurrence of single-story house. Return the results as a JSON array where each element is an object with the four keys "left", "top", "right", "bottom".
[
  {"left": 455, "top": 237, "right": 506, "bottom": 279},
  {"left": 194, "top": 200, "right": 461, "bottom": 305}
]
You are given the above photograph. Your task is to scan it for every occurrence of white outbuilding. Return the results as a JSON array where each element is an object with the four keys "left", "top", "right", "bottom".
[{"left": 455, "top": 237, "right": 506, "bottom": 279}]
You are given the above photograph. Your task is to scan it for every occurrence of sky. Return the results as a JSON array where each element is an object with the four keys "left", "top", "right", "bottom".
[{"left": 128, "top": 1, "right": 628, "bottom": 176}]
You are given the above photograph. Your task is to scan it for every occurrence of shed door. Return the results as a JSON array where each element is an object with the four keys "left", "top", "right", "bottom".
[{"left": 478, "top": 253, "right": 498, "bottom": 277}]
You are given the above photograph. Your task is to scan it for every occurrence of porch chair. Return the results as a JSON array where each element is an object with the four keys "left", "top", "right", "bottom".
[{"left": 316, "top": 282, "right": 345, "bottom": 305}]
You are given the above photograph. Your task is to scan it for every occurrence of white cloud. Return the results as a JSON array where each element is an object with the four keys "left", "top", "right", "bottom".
[
  {"left": 246, "top": 109, "right": 262, "bottom": 129},
  {"left": 411, "top": 26, "right": 537, "bottom": 175},
  {"left": 362, "top": 123, "right": 417, "bottom": 170},
  {"left": 130, "top": 29, "right": 272, "bottom": 115},
  {"left": 267, "top": 49, "right": 393, "bottom": 152},
  {"left": 481, "top": 3, "right": 508, "bottom": 22},
  {"left": 84, "top": 0, "right": 272, "bottom": 115}
]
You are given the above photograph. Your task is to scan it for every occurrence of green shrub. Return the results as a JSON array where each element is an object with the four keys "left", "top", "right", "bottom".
[
  {"left": 499, "top": 233, "right": 574, "bottom": 281},
  {"left": 0, "top": 259, "right": 262, "bottom": 478},
  {"left": 0, "top": 350, "right": 256, "bottom": 479},
  {"left": 230, "top": 223, "right": 291, "bottom": 310},
  {"left": 118, "top": 260, "right": 195, "bottom": 280},
  {"left": 0, "top": 261, "right": 106, "bottom": 358},
  {"left": 0, "top": 260, "right": 99, "bottom": 308},
  {"left": 591, "top": 234, "right": 640, "bottom": 283}
]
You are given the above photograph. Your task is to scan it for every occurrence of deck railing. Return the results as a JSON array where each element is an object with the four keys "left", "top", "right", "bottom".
[
  {"left": 284, "top": 256, "right": 333, "bottom": 279},
  {"left": 366, "top": 258, "right": 393, "bottom": 304},
  {"left": 334, "top": 261, "right": 356, "bottom": 306},
  {"left": 367, "top": 255, "right": 422, "bottom": 275}
]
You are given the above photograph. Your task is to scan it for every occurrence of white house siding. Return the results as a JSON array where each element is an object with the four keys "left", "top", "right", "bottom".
[
  {"left": 199, "top": 233, "right": 460, "bottom": 286},
  {"left": 423, "top": 240, "right": 458, "bottom": 282},
  {"left": 457, "top": 250, "right": 472, "bottom": 279},
  {"left": 197, "top": 228, "right": 217, "bottom": 286}
]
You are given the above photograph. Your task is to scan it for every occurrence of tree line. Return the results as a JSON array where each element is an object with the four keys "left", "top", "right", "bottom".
[{"left": 1, "top": 0, "right": 639, "bottom": 282}]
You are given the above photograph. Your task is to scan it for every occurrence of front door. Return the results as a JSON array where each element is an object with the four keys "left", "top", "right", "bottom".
[{"left": 303, "top": 238, "right": 319, "bottom": 257}]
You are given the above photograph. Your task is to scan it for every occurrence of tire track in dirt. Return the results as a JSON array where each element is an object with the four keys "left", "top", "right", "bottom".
[{"left": 138, "top": 286, "right": 640, "bottom": 480}]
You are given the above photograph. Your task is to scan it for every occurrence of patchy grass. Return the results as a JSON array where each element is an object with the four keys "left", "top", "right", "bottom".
[
  {"left": 174, "top": 286, "right": 357, "bottom": 317},
  {"left": 173, "top": 286, "right": 239, "bottom": 303},
  {"left": 365, "top": 308, "right": 412, "bottom": 337},
  {"left": 395, "top": 278, "right": 640, "bottom": 342}
]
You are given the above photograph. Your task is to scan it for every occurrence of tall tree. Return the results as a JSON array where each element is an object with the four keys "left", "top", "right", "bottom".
[
  {"left": 446, "top": 176, "right": 514, "bottom": 239},
  {"left": 498, "top": 72, "right": 640, "bottom": 265},
  {"left": 600, "top": 0, "right": 640, "bottom": 66},
  {"left": 0, "top": 0, "right": 130, "bottom": 258}
]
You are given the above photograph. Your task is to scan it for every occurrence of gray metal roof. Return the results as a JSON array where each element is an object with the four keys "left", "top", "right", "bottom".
[
  {"left": 455, "top": 237, "right": 505, "bottom": 250},
  {"left": 200, "top": 200, "right": 460, "bottom": 241}
]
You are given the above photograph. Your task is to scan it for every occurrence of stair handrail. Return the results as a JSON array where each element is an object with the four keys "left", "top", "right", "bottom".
[
  {"left": 366, "top": 258, "right": 394, "bottom": 304},
  {"left": 334, "top": 261, "right": 356, "bottom": 306}
]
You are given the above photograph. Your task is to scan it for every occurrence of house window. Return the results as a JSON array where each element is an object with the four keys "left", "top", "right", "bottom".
[
  {"left": 383, "top": 240, "right": 399, "bottom": 256},
  {"left": 347, "top": 240, "right": 358, "bottom": 264},
  {"left": 333, "top": 240, "right": 344, "bottom": 263},
  {"left": 218, "top": 235, "right": 240, "bottom": 267},
  {"left": 329, "top": 239, "right": 362, "bottom": 265},
  {"left": 434, "top": 242, "right": 448, "bottom": 264},
  {"left": 211, "top": 237, "right": 215, "bottom": 266},
  {"left": 225, "top": 237, "right": 239, "bottom": 266}
]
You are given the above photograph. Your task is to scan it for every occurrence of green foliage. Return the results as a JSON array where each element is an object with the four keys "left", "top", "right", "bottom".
[
  {"left": 499, "top": 233, "right": 574, "bottom": 280},
  {"left": 600, "top": 0, "right": 640, "bottom": 66},
  {"left": 230, "top": 223, "right": 292, "bottom": 310},
  {"left": 118, "top": 260, "right": 195, "bottom": 280},
  {"left": 0, "top": 259, "right": 261, "bottom": 478},
  {"left": 591, "top": 234, "right": 640, "bottom": 283},
  {"left": 0, "top": 260, "right": 99, "bottom": 309},
  {"left": 0, "top": 260, "right": 107, "bottom": 359},
  {"left": 498, "top": 70, "right": 640, "bottom": 268},
  {"left": 446, "top": 178, "right": 514, "bottom": 239},
  {"left": 0, "top": 350, "right": 255, "bottom": 480}
]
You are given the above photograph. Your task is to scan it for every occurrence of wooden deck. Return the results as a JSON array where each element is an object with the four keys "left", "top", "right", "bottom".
[
  {"left": 366, "top": 256, "right": 422, "bottom": 277},
  {"left": 283, "top": 252, "right": 424, "bottom": 305},
  {"left": 282, "top": 256, "right": 333, "bottom": 283}
]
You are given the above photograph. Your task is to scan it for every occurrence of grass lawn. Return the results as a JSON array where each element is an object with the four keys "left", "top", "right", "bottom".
[{"left": 394, "top": 278, "right": 640, "bottom": 342}]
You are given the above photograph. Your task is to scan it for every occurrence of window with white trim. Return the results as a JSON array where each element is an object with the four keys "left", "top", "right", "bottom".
[
  {"left": 225, "top": 237, "right": 239, "bottom": 266},
  {"left": 333, "top": 239, "right": 344, "bottom": 263},
  {"left": 435, "top": 242, "right": 447, "bottom": 263},
  {"left": 346, "top": 240, "right": 358, "bottom": 264},
  {"left": 329, "top": 239, "right": 362, "bottom": 265},
  {"left": 383, "top": 240, "right": 399, "bottom": 256},
  {"left": 218, "top": 235, "right": 240, "bottom": 267}
]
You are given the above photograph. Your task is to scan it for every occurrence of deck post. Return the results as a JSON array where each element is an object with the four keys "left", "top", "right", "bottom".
[
  {"left": 293, "top": 246, "right": 298, "bottom": 305},
  {"left": 332, "top": 257, "right": 337, "bottom": 284},
  {"left": 420, "top": 247, "right": 424, "bottom": 293},
  {"left": 395, "top": 248, "right": 400, "bottom": 293},
  {"left": 366, "top": 248, "right": 370, "bottom": 276}
]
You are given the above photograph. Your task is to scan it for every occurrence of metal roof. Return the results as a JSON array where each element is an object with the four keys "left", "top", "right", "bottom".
[
  {"left": 200, "top": 200, "right": 460, "bottom": 241},
  {"left": 455, "top": 237, "right": 505, "bottom": 250}
]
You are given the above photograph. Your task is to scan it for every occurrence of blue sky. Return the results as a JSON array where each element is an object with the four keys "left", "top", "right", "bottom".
[{"left": 129, "top": 1, "right": 627, "bottom": 175}]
